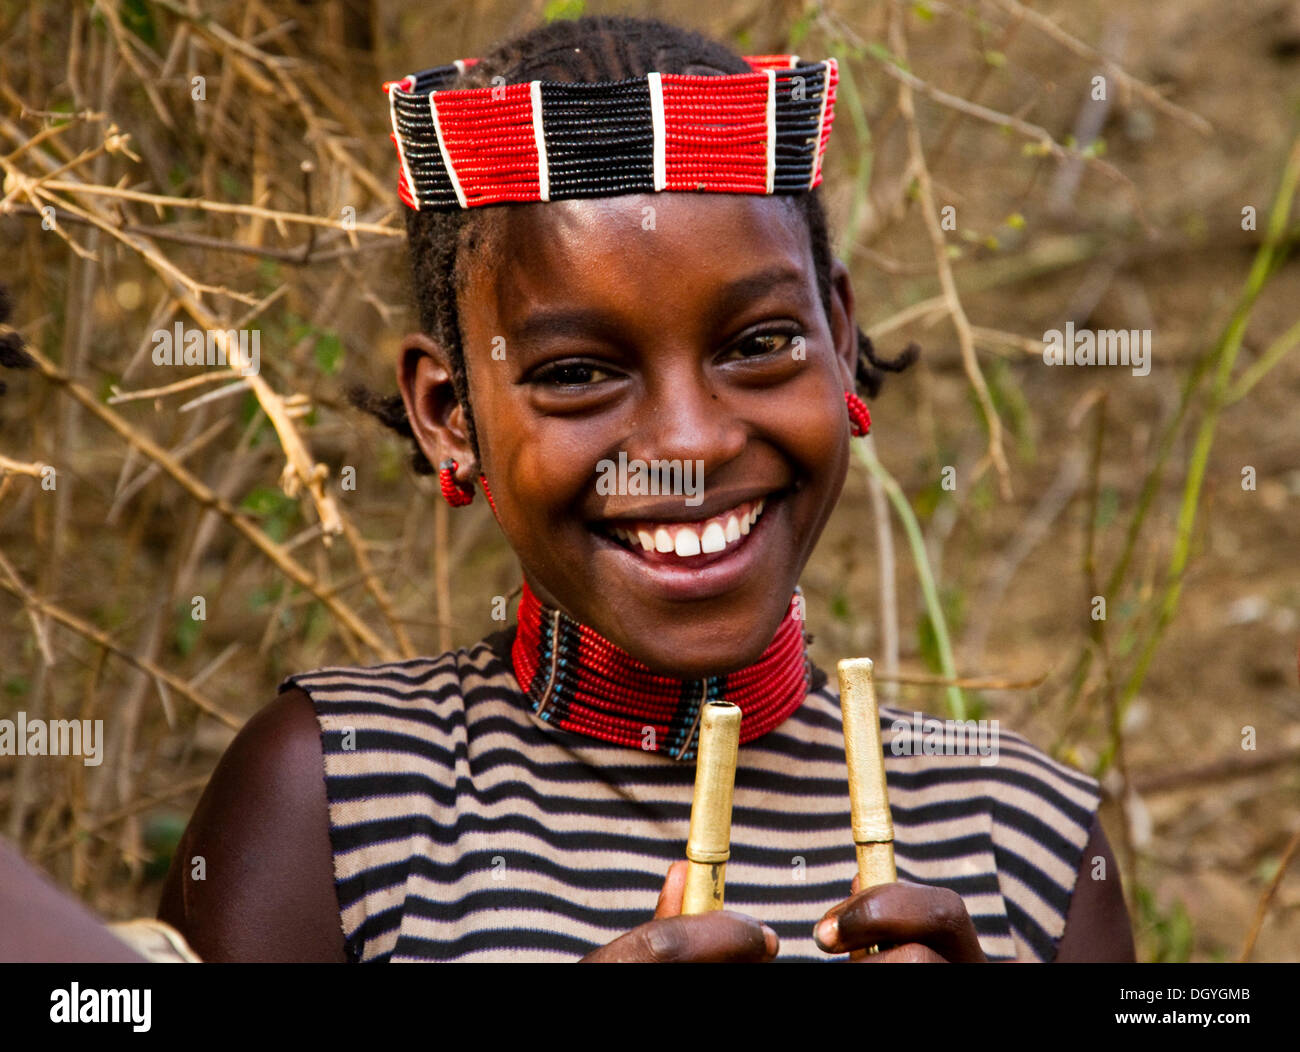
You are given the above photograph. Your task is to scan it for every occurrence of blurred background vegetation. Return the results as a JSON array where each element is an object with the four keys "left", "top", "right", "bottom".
[{"left": 1, "top": 0, "right": 1298, "bottom": 961}]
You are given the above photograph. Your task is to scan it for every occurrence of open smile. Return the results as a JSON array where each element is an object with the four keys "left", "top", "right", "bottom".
[
  {"left": 600, "top": 497, "right": 766, "bottom": 560},
  {"left": 588, "top": 490, "right": 786, "bottom": 601}
]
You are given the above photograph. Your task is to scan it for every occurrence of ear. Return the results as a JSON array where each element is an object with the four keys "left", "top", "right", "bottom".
[
  {"left": 828, "top": 257, "right": 858, "bottom": 390},
  {"left": 396, "top": 332, "right": 475, "bottom": 480}
]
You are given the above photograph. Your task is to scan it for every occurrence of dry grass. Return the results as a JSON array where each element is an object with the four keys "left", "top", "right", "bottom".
[{"left": 1, "top": 0, "right": 1297, "bottom": 961}]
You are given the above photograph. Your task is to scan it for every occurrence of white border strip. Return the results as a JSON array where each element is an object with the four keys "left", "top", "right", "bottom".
[
  {"left": 810, "top": 59, "right": 833, "bottom": 189},
  {"left": 428, "top": 94, "right": 468, "bottom": 209},
  {"left": 388, "top": 86, "right": 420, "bottom": 210},
  {"left": 647, "top": 71, "right": 666, "bottom": 192},
  {"left": 764, "top": 68, "right": 776, "bottom": 195},
  {"left": 530, "top": 80, "right": 550, "bottom": 202}
]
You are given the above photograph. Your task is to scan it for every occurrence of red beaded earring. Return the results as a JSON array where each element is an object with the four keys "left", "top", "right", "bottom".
[
  {"left": 438, "top": 458, "right": 475, "bottom": 507},
  {"left": 845, "top": 390, "right": 871, "bottom": 437}
]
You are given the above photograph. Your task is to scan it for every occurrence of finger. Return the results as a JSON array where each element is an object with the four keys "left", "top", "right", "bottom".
[
  {"left": 654, "top": 860, "right": 689, "bottom": 920},
  {"left": 850, "top": 942, "right": 947, "bottom": 963},
  {"left": 814, "top": 882, "right": 986, "bottom": 962},
  {"left": 581, "top": 912, "right": 779, "bottom": 963}
]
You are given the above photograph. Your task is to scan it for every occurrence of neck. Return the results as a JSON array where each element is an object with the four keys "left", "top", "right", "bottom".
[{"left": 510, "top": 582, "right": 810, "bottom": 761}]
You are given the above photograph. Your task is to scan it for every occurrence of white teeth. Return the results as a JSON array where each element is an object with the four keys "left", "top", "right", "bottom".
[
  {"left": 674, "top": 526, "right": 701, "bottom": 557},
  {"left": 612, "top": 498, "right": 770, "bottom": 558},
  {"left": 700, "top": 521, "right": 726, "bottom": 554}
]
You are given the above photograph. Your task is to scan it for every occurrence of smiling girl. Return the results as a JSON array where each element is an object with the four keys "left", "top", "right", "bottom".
[{"left": 158, "top": 14, "right": 1134, "bottom": 963}]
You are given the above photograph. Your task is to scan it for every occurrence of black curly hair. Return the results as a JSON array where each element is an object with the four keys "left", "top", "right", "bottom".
[
  {"left": 353, "top": 14, "right": 918, "bottom": 474},
  {"left": 0, "top": 284, "right": 34, "bottom": 398}
]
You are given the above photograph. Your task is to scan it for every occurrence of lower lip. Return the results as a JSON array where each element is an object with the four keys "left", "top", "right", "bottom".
[{"left": 591, "top": 502, "right": 776, "bottom": 603}]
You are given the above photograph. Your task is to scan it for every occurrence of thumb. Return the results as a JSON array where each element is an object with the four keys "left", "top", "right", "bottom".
[
  {"left": 655, "top": 860, "right": 689, "bottom": 919},
  {"left": 850, "top": 873, "right": 861, "bottom": 895}
]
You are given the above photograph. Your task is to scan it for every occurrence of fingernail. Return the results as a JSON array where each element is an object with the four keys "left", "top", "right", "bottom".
[
  {"left": 815, "top": 916, "right": 838, "bottom": 950},
  {"left": 761, "top": 924, "right": 779, "bottom": 956}
]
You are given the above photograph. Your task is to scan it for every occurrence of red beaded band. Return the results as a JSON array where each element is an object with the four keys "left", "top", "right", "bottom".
[
  {"left": 511, "top": 581, "right": 810, "bottom": 761},
  {"left": 386, "top": 54, "right": 838, "bottom": 211}
]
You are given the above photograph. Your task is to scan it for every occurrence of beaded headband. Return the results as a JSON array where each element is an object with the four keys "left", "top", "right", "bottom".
[{"left": 384, "top": 54, "right": 838, "bottom": 211}]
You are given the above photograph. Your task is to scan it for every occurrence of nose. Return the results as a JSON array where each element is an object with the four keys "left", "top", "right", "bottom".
[{"left": 629, "top": 361, "right": 747, "bottom": 478}]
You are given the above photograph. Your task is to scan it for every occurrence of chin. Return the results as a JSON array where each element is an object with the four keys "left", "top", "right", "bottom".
[{"left": 605, "top": 599, "right": 790, "bottom": 679}]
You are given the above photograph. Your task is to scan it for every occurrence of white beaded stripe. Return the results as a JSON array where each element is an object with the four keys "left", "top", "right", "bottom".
[
  {"left": 428, "top": 94, "right": 468, "bottom": 210},
  {"left": 530, "top": 80, "right": 550, "bottom": 202},
  {"left": 387, "top": 84, "right": 420, "bottom": 211},
  {"left": 765, "top": 68, "right": 776, "bottom": 195},
  {"left": 810, "top": 59, "right": 834, "bottom": 190},
  {"left": 647, "top": 72, "right": 666, "bottom": 192}
]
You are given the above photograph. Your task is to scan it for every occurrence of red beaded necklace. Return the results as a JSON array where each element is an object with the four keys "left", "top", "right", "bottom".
[{"left": 511, "top": 581, "right": 811, "bottom": 761}]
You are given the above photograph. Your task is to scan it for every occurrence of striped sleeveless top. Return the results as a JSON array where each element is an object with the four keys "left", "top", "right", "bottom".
[{"left": 283, "top": 630, "right": 1101, "bottom": 962}]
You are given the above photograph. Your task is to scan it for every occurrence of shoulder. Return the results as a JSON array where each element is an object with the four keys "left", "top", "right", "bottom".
[
  {"left": 874, "top": 700, "right": 1106, "bottom": 960},
  {"left": 878, "top": 704, "right": 1101, "bottom": 825},
  {"left": 157, "top": 685, "right": 346, "bottom": 961},
  {"left": 286, "top": 634, "right": 513, "bottom": 711}
]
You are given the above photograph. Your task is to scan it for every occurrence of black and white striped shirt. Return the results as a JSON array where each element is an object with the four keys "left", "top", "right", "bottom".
[{"left": 283, "top": 630, "right": 1100, "bottom": 962}]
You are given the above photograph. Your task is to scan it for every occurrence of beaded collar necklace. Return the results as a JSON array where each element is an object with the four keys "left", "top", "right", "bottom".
[
  {"left": 510, "top": 581, "right": 811, "bottom": 761},
  {"left": 385, "top": 53, "right": 838, "bottom": 211}
]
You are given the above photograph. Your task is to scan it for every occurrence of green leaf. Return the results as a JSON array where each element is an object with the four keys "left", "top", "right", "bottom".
[
  {"left": 121, "top": 0, "right": 158, "bottom": 47},
  {"left": 542, "top": 0, "right": 585, "bottom": 23},
  {"left": 865, "top": 42, "right": 908, "bottom": 72},
  {"left": 314, "top": 331, "right": 344, "bottom": 375},
  {"left": 144, "top": 812, "right": 186, "bottom": 879},
  {"left": 173, "top": 602, "right": 202, "bottom": 657},
  {"left": 248, "top": 582, "right": 284, "bottom": 612},
  {"left": 911, "top": 2, "right": 936, "bottom": 22},
  {"left": 1095, "top": 485, "right": 1119, "bottom": 530},
  {"left": 239, "top": 485, "right": 299, "bottom": 542},
  {"left": 829, "top": 590, "right": 851, "bottom": 623},
  {"left": 789, "top": 13, "right": 812, "bottom": 48}
]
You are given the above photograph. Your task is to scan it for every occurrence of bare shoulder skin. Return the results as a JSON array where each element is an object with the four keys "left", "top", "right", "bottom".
[
  {"left": 157, "top": 686, "right": 346, "bottom": 962},
  {"left": 1054, "top": 814, "right": 1136, "bottom": 962}
]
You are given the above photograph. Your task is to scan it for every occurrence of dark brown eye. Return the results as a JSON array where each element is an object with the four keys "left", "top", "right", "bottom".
[
  {"left": 725, "top": 329, "right": 802, "bottom": 361},
  {"left": 532, "top": 361, "right": 616, "bottom": 387}
]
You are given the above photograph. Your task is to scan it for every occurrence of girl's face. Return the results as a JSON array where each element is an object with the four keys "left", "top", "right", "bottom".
[{"left": 400, "top": 193, "right": 860, "bottom": 678}]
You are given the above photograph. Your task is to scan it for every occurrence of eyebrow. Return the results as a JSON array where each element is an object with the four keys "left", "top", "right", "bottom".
[
  {"left": 709, "top": 264, "right": 813, "bottom": 320},
  {"left": 511, "top": 263, "right": 814, "bottom": 347}
]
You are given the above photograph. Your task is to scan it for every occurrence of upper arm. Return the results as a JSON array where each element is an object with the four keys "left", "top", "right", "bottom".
[
  {"left": 1054, "top": 813, "right": 1136, "bottom": 962},
  {"left": 157, "top": 686, "right": 348, "bottom": 962}
]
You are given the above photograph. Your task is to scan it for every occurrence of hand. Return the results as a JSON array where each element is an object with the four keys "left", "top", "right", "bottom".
[
  {"left": 813, "top": 875, "right": 989, "bottom": 962},
  {"left": 579, "top": 860, "right": 779, "bottom": 962}
]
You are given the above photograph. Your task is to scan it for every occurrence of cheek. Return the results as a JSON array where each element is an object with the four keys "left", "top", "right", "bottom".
[
  {"left": 768, "top": 369, "right": 851, "bottom": 483},
  {"left": 475, "top": 398, "right": 599, "bottom": 546}
]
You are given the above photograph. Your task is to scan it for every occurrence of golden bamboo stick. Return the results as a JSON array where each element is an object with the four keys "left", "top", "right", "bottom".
[
  {"left": 681, "top": 701, "right": 743, "bottom": 915},
  {"left": 837, "top": 658, "right": 896, "bottom": 888}
]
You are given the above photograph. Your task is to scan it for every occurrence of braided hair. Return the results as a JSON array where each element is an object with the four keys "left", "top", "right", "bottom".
[{"left": 354, "top": 14, "right": 918, "bottom": 474}]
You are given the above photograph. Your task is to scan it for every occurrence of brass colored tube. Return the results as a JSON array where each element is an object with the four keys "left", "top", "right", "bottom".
[
  {"left": 681, "top": 701, "right": 743, "bottom": 915},
  {"left": 837, "top": 658, "right": 896, "bottom": 889}
]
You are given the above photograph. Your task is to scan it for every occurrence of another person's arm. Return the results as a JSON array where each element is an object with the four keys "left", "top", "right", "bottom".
[{"left": 0, "top": 838, "right": 146, "bottom": 962}]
